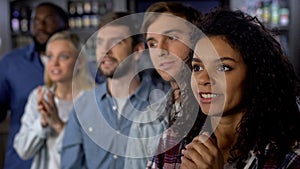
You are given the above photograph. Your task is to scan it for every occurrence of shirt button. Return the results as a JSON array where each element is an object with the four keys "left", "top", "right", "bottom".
[
  {"left": 88, "top": 127, "right": 93, "bottom": 132},
  {"left": 112, "top": 105, "right": 117, "bottom": 111},
  {"left": 116, "top": 130, "right": 120, "bottom": 135},
  {"left": 113, "top": 155, "right": 118, "bottom": 159}
]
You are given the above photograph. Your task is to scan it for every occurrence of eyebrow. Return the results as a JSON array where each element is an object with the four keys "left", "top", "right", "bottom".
[
  {"left": 146, "top": 29, "right": 185, "bottom": 42},
  {"left": 192, "top": 57, "right": 238, "bottom": 63},
  {"left": 96, "top": 36, "right": 124, "bottom": 42}
]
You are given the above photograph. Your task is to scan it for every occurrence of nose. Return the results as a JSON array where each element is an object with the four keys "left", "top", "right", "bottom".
[
  {"left": 97, "top": 42, "right": 111, "bottom": 57},
  {"left": 49, "top": 56, "right": 59, "bottom": 66},
  {"left": 196, "top": 69, "right": 214, "bottom": 86},
  {"left": 156, "top": 38, "right": 169, "bottom": 57}
]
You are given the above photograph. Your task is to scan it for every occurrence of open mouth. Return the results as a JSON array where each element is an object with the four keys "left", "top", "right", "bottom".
[
  {"left": 200, "top": 93, "right": 220, "bottom": 99},
  {"left": 50, "top": 69, "right": 61, "bottom": 75},
  {"left": 101, "top": 55, "right": 118, "bottom": 65},
  {"left": 198, "top": 92, "right": 222, "bottom": 103}
]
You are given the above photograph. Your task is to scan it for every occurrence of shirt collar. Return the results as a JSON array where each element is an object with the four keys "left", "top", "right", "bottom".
[
  {"left": 26, "top": 43, "right": 39, "bottom": 60},
  {"left": 132, "top": 79, "right": 151, "bottom": 102},
  {"left": 96, "top": 79, "right": 151, "bottom": 102}
]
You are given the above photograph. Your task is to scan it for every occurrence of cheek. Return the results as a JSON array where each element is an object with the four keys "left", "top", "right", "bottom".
[
  {"left": 149, "top": 54, "right": 160, "bottom": 68},
  {"left": 226, "top": 79, "right": 245, "bottom": 104},
  {"left": 45, "top": 65, "right": 51, "bottom": 73},
  {"left": 65, "top": 60, "right": 76, "bottom": 71},
  {"left": 191, "top": 76, "right": 199, "bottom": 101},
  {"left": 170, "top": 44, "right": 190, "bottom": 60}
]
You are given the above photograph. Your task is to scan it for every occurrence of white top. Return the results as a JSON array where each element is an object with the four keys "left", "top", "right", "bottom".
[
  {"left": 47, "top": 97, "right": 72, "bottom": 169},
  {"left": 115, "top": 97, "right": 127, "bottom": 120}
]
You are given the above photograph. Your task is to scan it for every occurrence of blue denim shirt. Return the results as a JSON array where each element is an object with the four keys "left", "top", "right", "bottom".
[
  {"left": 61, "top": 80, "right": 158, "bottom": 169},
  {"left": 0, "top": 44, "right": 44, "bottom": 169}
]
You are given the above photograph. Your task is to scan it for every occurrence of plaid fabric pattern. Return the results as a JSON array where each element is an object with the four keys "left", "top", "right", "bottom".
[
  {"left": 245, "top": 143, "right": 300, "bottom": 169},
  {"left": 147, "top": 130, "right": 183, "bottom": 169},
  {"left": 277, "top": 151, "right": 300, "bottom": 169}
]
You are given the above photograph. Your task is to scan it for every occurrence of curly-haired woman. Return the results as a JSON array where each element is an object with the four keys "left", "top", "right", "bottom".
[{"left": 181, "top": 9, "right": 300, "bottom": 169}]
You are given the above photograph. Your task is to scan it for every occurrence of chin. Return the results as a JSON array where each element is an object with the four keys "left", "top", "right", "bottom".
[{"left": 157, "top": 71, "right": 174, "bottom": 82}]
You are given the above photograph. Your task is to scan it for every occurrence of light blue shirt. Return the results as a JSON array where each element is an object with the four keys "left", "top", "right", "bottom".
[
  {"left": 124, "top": 92, "right": 169, "bottom": 169},
  {"left": 61, "top": 80, "right": 158, "bottom": 169}
]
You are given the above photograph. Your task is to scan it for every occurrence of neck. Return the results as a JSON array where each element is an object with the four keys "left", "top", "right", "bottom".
[
  {"left": 210, "top": 111, "right": 245, "bottom": 162},
  {"left": 107, "top": 72, "right": 141, "bottom": 98},
  {"left": 54, "top": 82, "right": 73, "bottom": 100}
]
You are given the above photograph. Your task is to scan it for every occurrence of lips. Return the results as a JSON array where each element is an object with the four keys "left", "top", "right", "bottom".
[
  {"left": 50, "top": 69, "right": 61, "bottom": 75},
  {"left": 159, "top": 60, "right": 175, "bottom": 70},
  {"left": 101, "top": 55, "right": 117, "bottom": 65},
  {"left": 198, "top": 92, "right": 222, "bottom": 103}
]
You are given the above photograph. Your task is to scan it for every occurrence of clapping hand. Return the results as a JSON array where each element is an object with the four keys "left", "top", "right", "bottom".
[{"left": 37, "top": 86, "right": 64, "bottom": 133}]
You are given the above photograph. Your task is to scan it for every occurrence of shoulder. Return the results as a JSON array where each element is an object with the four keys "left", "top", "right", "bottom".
[
  {"left": 1, "top": 45, "right": 32, "bottom": 60},
  {"left": 75, "top": 84, "right": 104, "bottom": 103},
  {"left": 0, "top": 45, "right": 33, "bottom": 69}
]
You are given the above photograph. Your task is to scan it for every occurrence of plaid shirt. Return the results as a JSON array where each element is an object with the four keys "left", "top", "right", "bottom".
[
  {"left": 146, "top": 126, "right": 197, "bottom": 169},
  {"left": 147, "top": 140, "right": 300, "bottom": 169}
]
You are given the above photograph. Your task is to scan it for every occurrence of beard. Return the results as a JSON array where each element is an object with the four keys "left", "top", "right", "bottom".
[
  {"left": 32, "top": 37, "right": 47, "bottom": 53},
  {"left": 100, "top": 55, "right": 134, "bottom": 79}
]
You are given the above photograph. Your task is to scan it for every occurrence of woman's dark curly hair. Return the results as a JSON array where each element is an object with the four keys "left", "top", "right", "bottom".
[{"left": 200, "top": 8, "right": 300, "bottom": 167}]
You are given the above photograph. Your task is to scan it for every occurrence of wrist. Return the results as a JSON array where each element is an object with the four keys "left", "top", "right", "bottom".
[{"left": 53, "top": 121, "right": 65, "bottom": 133}]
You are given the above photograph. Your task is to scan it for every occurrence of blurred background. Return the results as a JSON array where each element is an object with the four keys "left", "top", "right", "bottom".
[{"left": 0, "top": 0, "right": 299, "bottom": 168}]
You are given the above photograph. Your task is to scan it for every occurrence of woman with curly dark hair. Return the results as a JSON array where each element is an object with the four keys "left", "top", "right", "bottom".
[{"left": 181, "top": 9, "right": 300, "bottom": 169}]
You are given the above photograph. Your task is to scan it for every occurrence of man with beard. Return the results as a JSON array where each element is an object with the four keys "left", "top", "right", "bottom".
[
  {"left": 0, "top": 2, "right": 68, "bottom": 169},
  {"left": 61, "top": 12, "right": 159, "bottom": 169}
]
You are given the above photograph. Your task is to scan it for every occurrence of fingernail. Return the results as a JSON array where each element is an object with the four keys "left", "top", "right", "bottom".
[
  {"left": 202, "top": 131, "right": 210, "bottom": 136},
  {"left": 198, "top": 135, "right": 208, "bottom": 143},
  {"left": 185, "top": 144, "right": 190, "bottom": 149}
]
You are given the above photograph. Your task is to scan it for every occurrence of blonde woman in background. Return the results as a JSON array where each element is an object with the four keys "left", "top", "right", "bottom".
[{"left": 13, "top": 31, "right": 94, "bottom": 169}]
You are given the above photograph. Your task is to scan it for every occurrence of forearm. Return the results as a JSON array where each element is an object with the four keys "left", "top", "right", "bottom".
[{"left": 14, "top": 119, "right": 50, "bottom": 159}]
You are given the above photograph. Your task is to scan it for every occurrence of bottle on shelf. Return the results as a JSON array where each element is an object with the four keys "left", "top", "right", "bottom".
[
  {"left": 279, "top": 0, "right": 289, "bottom": 27},
  {"left": 20, "top": 6, "right": 29, "bottom": 33},
  {"left": 262, "top": 0, "right": 272, "bottom": 26},
  {"left": 83, "top": 1, "right": 92, "bottom": 28},
  {"left": 75, "top": 2, "right": 83, "bottom": 29},
  {"left": 68, "top": 2, "right": 76, "bottom": 29},
  {"left": 11, "top": 6, "right": 20, "bottom": 33},
  {"left": 91, "top": 1, "right": 99, "bottom": 28},
  {"left": 255, "top": 0, "right": 263, "bottom": 23},
  {"left": 271, "top": 0, "right": 279, "bottom": 27}
]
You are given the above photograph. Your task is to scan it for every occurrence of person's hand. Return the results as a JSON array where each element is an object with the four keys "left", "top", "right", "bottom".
[
  {"left": 37, "top": 87, "right": 48, "bottom": 127},
  {"left": 37, "top": 87, "right": 65, "bottom": 133},
  {"left": 180, "top": 132, "right": 224, "bottom": 169}
]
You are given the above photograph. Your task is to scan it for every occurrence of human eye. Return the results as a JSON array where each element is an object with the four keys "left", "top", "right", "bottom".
[
  {"left": 33, "top": 18, "right": 42, "bottom": 25},
  {"left": 192, "top": 64, "right": 204, "bottom": 72},
  {"left": 167, "top": 34, "right": 179, "bottom": 41},
  {"left": 44, "top": 17, "right": 56, "bottom": 25},
  {"left": 45, "top": 55, "right": 52, "bottom": 60},
  {"left": 147, "top": 40, "right": 157, "bottom": 48},
  {"left": 59, "top": 55, "right": 71, "bottom": 60},
  {"left": 217, "top": 64, "right": 232, "bottom": 72},
  {"left": 111, "top": 39, "right": 122, "bottom": 46}
]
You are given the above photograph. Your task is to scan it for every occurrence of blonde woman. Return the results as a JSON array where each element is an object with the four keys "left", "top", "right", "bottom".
[{"left": 13, "top": 31, "right": 93, "bottom": 169}]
